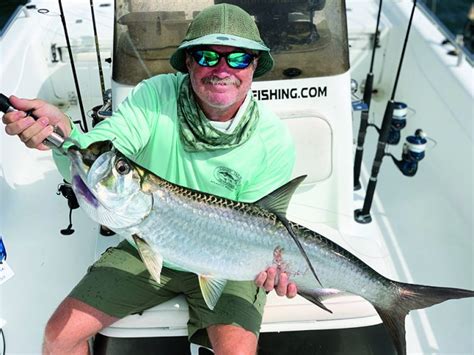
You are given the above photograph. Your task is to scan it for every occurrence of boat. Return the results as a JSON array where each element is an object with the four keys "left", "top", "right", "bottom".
[{"left": 0, "top": 0, "right": 472, "bottom": 354}]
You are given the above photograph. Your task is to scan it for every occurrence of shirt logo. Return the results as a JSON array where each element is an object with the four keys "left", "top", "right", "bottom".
[{"left": 213, "top": 167, "right": 242, "bottom": 191}]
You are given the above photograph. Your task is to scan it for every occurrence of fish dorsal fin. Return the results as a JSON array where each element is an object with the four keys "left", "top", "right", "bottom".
[
  {"left": 198, "top": 275, "right": 227, "bottom": 310},
  {"left": 133, "top": 234, "right": 163, "bottom": 284},
  {"left": 255, "top": 175, "right": 307, "bottom": 217}
]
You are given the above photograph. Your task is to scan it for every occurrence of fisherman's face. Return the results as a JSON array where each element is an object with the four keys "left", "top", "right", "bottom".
[{"left": 186, "top": 45, "right": 257, "bottom": 116}]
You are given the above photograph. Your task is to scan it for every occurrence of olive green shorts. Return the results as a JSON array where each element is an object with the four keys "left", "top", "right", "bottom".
[{"left": 69, "top": 240, "right": 267, "bottom": 347}]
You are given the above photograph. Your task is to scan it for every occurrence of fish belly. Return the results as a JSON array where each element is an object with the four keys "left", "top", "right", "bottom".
[{"left": 123, "top": 189, "right": 390, "bottom": 307}]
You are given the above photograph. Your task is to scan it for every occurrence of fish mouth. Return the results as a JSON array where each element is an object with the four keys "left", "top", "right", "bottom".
[
  {"left": 71, "top": 172, "right": 100, "bottom": 208},
  {"left": 66, "top": 143, "right": 153, "bottom": 230},
  {"left": 66, "top": 141, "right": 115, "bottom": 198},
  {"left": 67, "top": 146, "right": 101, "bottom": 209}
]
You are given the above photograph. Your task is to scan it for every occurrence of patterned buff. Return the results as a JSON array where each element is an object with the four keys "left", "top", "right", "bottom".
[{"left": 177, "top": 76, "right": 259, "bottom": 152}]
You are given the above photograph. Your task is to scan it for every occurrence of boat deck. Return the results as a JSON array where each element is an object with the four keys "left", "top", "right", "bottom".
[{"left": 0, "top": 1, "right": 472, "bottom": 354}]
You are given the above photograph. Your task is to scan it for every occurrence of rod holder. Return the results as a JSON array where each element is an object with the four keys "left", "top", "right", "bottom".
[
  {"left": 353, "top": 72, "right": 374, "bottom": 191},
  {"left": 354, "top": 100, "right": 395, "bottom": 223}
]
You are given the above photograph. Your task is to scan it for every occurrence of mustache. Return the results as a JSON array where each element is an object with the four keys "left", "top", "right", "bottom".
[{"left": 201, "top": 76, "right": 241, "bottom": 86}]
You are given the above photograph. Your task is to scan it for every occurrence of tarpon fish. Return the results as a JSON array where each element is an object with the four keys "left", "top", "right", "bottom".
[{"left": 67, "top": 141, "right": 473, "bottom": 355}]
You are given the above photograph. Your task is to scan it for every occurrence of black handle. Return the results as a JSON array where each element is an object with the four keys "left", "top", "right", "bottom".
[
  {"left": 0, "top": 93, "right": 65, "bottom": 147},
  {"left": 0, "top": 93, "right": 14, "bottom": 114}
]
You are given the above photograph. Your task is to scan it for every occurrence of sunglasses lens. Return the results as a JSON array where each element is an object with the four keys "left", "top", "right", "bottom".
[
  {"left": 191, "top": 50, "right": 254, "bottom": 69},
  {"left": 227, "top": 52, "right": 253, "bottom": 68},
  {"left": 193, "top": 50, "right": 219, "bottom": 67}
]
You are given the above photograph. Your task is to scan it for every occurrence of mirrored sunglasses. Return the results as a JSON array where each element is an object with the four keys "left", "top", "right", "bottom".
[{"left": 190, "top": 49, "right": 256, "bottom": 69}]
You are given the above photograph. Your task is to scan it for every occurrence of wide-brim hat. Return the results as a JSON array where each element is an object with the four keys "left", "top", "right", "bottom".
[{"left": 170, "top": 3, "right": 273, "bottom": 78}]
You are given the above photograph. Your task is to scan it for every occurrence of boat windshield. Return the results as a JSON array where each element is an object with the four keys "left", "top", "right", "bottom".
[
  {"left": 113, "top": 0, "right": 349, "bottom": 85},
  {"left": 0, "top": 1, "right": 29, "bottom": 37}
]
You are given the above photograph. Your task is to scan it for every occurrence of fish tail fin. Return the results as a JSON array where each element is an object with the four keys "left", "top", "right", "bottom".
[{"left": 376, "top": 282, "right": 474, "bottom": 355}]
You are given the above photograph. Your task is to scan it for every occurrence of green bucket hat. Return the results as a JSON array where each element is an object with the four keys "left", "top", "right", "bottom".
[{"left": 170, "top": 3, "right": 273, "bottom": 78}]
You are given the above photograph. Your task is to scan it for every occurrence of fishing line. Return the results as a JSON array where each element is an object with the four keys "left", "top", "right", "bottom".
[
  {"left": 57, "top": 0, "right": 89, "bottom": 132},
  {"left": 425, "top": 136, "right": 438, "bottom": 149},
  {"left": 89, "top": 0, "right": 106, "bottom": 105}
]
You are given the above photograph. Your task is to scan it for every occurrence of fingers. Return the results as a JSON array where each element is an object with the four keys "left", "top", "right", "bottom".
[
  {"left": 3, "top": 111, "right": 34, "bottom": 135},
  {"left": 22, "top": 118, "right": 54, "bottom": 149},
  {"left": 9, "top": 95, "right": 41, "bottom": 112},
  {"left": 2, "top": 96, "right": 67, "bottom": 150},
  {"left": 2, "top": 108, "right": 24, "bottom": 124},
  {"left": 286, "top": 282, "right": 298, "bottom": 298},
  {"left": 254, "top": 267, "right": 298, "bottom": 298},
  {"left": 275, "top": 272, "right": 289, "bottom": 296},
  {"left": 255, "top": 267, "right": 277, "bottom": 292},
  {"left": 254, "top": 271, "right": 267, "bottom": 288},
  {"left": 274, "top": 272, "right": 297, "bottom": 298},
  {"left": 3, "top": 111, "right": 53, "bottom": 150}
]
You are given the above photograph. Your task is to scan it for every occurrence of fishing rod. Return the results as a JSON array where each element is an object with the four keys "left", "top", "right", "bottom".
[
  {"left": 90, "top": 0, "right": 106, "bottom": 105},
  {"left": 1, "top": 90, "right": 81, "bottom": 235},
  {"left": 353, "top": 0, "right": 383, "bottom": 191},
  {"left": 0, "top": 93, "right": 65, "bottom": 148},
  {"left": 58, "top": 0, "right": 88, "bottom": 132},
  {"left": 355, "top": 0, "right": 418, "bottom": 224}
]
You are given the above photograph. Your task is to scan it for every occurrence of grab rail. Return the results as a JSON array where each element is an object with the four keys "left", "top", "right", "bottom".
[{"left": 416, "top": 1, "right": 474, "bottom": 66}]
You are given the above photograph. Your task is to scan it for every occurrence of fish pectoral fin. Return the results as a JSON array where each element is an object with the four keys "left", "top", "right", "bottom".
[
  {"left": 277, "top": 214, "right": 323, "bottom": 288},
  {"left": 133, "top": 234, "right": 163, "bottom": 284},
  {"left": 255, "top": 175, "right": 307, "bottom": 217},
  {"left": 298, "top": 289, "right": 333, "bottom": 314},
  {"left": 198, "top": 275, "right": 227, "bottom": 310},
  {"left": 254, "top": 176, "right": 324, "bottom": 287}
]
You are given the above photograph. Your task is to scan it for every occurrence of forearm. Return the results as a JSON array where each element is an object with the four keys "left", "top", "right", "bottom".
[{"left": 52, "top": 113, "right": 150, "bottom": 182}]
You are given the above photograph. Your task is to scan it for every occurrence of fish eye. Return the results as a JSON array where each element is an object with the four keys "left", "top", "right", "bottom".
[{"left": 115, "top": 159, "right": 131, "bottom": 175}]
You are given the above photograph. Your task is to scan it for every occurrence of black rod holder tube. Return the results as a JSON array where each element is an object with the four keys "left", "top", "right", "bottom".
[
  {"left": 58, "top": 0, "right": 88, "bottom": 132},
  {"left": 353, "top": 0, "right": 382, "bottom": 190},
  {"left": 90, "top": 0, "right": 106, "bottom": 105},
  {"left": 353, "top": 72, "right": 374, "bottom": 190},
  {"left": 354, "top": 100, "right": 395, "bottom": 223}
]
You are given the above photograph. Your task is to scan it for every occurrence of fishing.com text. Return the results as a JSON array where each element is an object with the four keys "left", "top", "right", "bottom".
[{"left": 252, "top": 86, "right": 327, "bottom": 101}]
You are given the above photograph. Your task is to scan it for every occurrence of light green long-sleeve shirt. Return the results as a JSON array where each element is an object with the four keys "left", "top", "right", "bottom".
[{"left": 54, "top": 73, "right": 295, "bottom": 203}]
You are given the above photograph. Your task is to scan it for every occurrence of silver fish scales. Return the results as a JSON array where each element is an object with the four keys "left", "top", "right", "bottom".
[{"left": 67, "top": 141, "right": 474, "bottom": 355}]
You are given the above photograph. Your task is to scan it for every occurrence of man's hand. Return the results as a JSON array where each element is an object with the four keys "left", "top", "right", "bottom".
[
  {"left": 255, "top": 266, "right": 297, "bottom": 298},
  {"left": 2, "top": 95, "right": 71, "bottom": 150}
]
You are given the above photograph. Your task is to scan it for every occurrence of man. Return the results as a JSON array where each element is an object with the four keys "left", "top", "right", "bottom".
[{"left": 2, "top": 4, "right": 297, "bottom": 355}]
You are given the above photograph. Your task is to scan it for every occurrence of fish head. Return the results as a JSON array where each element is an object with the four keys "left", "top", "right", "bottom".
[{"left": 67, "top": 140, "right": 153, "bottom": 230}]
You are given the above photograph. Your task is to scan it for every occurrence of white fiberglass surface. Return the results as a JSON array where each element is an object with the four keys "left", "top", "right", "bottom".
[
  {"left": 0, "top": 1, "right": 472, "bottom": 355},
  {"left": 347, "top": 1, "right": 473, "bottom": 354},
  {"left": 0, "top": 1, "right": 114, "bottom": 353}
]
